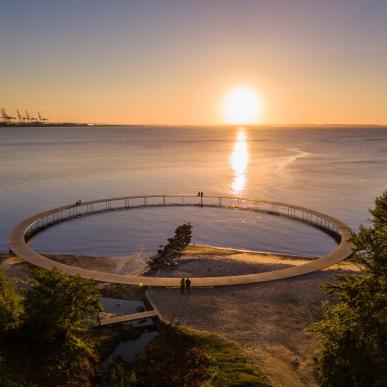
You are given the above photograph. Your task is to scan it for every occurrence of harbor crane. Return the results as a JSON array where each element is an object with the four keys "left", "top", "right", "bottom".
[
  {"left": 25, "top": 110, "right": 36, "bottom": 121},
  {"left": 1, "top": 108, "right": 49, "bottom": 123},
  {"left": 17, "top": 109, "right": 27, "bottom": 120},
  {"left": 38, "top": 112, "right": 48, "bottom": 121},
  {"left": 1, "top": 108, "right": 16, "bottom": 120}
]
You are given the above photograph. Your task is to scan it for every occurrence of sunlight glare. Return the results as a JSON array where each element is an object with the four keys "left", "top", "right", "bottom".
[
  {"left": 230, "top": 129, "right": 249, "bottom": 194},
  {"left": 222, "top": 87, "right": 262, "bottom": 125}
]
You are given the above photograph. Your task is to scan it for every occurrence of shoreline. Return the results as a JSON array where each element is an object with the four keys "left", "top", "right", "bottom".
[
  {"left": 191, "top": 243, "right": 318, "bottom": 259},
  {"left": 0, "top": 243, "right": 318, "bottom": 261},
  {"left": 1, "top": 244, "right": 357, "bottom": 279}
]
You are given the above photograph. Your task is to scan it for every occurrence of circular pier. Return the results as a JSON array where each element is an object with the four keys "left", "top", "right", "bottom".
[{"left": 9, "top": 195, "right": 353, "bottom": 287}]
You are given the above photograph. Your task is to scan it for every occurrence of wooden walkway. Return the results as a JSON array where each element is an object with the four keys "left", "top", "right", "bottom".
[
  {"left": 95, "top": 310, "right": 158, "bottom": 326},
  {"left": 8, "top": 194, "right": 353, "bottom": 287}
]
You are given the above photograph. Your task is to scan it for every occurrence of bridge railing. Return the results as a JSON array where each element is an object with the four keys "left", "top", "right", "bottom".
[{"left": 24, "top": 195, "right": 340, "bottom": 242}]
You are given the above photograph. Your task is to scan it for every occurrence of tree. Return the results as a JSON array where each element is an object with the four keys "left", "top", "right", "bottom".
[
  {"left": 0, "top": 269, "right": 23, "bottom": 333},
  {"left": 22, "top": 268, "right": 102, "bottom": 386},
  {"left": 314, "top": 191, "right": 387, "bottom": 387},
  {"left": 24, "top": 268, "right": 100, "bottom": 339}
]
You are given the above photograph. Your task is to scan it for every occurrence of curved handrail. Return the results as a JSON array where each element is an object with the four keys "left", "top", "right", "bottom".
[{"left": 9, "top": 194, "right": 353, "bottom": 287}]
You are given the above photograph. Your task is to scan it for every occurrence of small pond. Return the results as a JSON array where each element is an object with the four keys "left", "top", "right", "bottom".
[{"left": 103, "top": 330, "right": 160, "bottom": 367}]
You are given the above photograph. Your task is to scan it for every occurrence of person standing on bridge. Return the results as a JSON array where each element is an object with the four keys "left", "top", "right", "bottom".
[
  {"left": 185, "top": 278, "right": 191, "bottom": 295},
  {"left": 180, "top": 277, "right": 186, "bottom": 294}
]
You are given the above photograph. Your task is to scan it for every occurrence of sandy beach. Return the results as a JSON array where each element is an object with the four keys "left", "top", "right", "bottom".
[{"left": 147, "top": 245, "right": 358, "bottom": 387}]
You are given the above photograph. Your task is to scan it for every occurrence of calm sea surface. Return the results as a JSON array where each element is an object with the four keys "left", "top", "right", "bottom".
[{"left": 0, "top": 126, "right": 386, "bottom": 258}]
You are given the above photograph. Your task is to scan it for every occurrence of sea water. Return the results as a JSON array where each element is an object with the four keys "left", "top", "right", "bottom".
[{"left": 0, "top": 126, "right": 386, "bottom": 257}]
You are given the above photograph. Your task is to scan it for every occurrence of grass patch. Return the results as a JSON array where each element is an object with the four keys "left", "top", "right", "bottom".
[
  {"left": 178, "top": 326, "right": 271, "bottom": 387},
  {"left": 117, "top": 323, "right": 271, "bottom": 387}
]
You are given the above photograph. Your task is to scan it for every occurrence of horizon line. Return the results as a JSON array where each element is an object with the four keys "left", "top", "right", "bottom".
[
  {"left": 2, "top": 121, "right": 387, "bottom": 128},
  {"left": 79, "top": 122, "right": 387, "bottom": 127}
]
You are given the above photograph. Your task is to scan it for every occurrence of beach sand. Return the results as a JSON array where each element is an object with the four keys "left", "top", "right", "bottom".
[{"left": 147, "top": 245, "right": 358, "bottom": 387}]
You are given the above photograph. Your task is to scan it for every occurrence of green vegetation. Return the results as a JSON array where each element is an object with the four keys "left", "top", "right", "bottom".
[
  {"left": 0, "top": 268, "right": 101, "bottom": 386},
  {"left": 107, "top": 357, "right": 138, "bottom": 387},
  {"left": 107, "top": 324, "right": 271, "bottom": 387},
  {"left": 1, "top": 261, "right": 271, "bottom": 386},
  {"left": 0, "top": 269, "right": 23, "bottom": 334},
  {"left": 314, "top": 191, "right": 387, "bottom": 387}
]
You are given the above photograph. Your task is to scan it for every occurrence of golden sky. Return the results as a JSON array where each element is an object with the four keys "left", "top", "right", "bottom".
[{"left": 1, "top": 1, "right": 387, "bottom": 125}]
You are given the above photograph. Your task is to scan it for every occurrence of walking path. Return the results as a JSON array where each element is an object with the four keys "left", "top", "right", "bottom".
[
  {"left": 95, "top": 310, "right": 158, "bottom": 326},
  {"left": 9, "top": 194, "right": 353, "bottom": 287}
]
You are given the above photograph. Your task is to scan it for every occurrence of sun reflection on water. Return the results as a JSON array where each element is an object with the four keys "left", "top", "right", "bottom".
[{"left": 230, "top": 128, "right": 249, "bottom": 194}]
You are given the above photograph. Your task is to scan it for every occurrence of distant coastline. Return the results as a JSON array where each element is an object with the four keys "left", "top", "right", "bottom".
[
  {"left": 1, "top": 122, "right": 386, "bottom": 129},
  {"left": 0, "top": 122, "right": 143, "bottom": 128}
]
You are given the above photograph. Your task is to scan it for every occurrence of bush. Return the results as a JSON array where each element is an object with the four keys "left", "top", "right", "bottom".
[{"left": 106, "top": 357, "right": 138, "bottom": 387}]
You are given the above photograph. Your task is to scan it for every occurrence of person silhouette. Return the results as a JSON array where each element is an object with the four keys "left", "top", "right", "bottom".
[
  {"left": 185, "top": 278, "right": 191, "bottom": 295},
  {"left": 180, "top": 277, "right": 186, "bottom": 294}
]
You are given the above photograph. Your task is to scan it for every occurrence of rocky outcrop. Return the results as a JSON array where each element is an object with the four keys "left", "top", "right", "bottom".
[{"left": 148, "top": 223, "right": 192, "bottom": 271}]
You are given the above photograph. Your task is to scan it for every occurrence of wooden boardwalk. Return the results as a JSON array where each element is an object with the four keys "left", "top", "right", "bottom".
[
  {"left": 95, "top": 310, "right": 158, "bottom": 326},
  {"left": 8, "top": 194, "right": 353, "bottom": 287}
]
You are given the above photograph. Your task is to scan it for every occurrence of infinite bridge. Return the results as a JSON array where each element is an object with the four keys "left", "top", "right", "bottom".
[{"left": 9, "top": 194, "right": 353, "bottom": 287}]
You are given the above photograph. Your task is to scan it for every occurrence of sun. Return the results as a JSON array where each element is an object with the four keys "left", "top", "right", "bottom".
[{"left": 222, "top": 87, "right": 262, "bottom": 125}]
